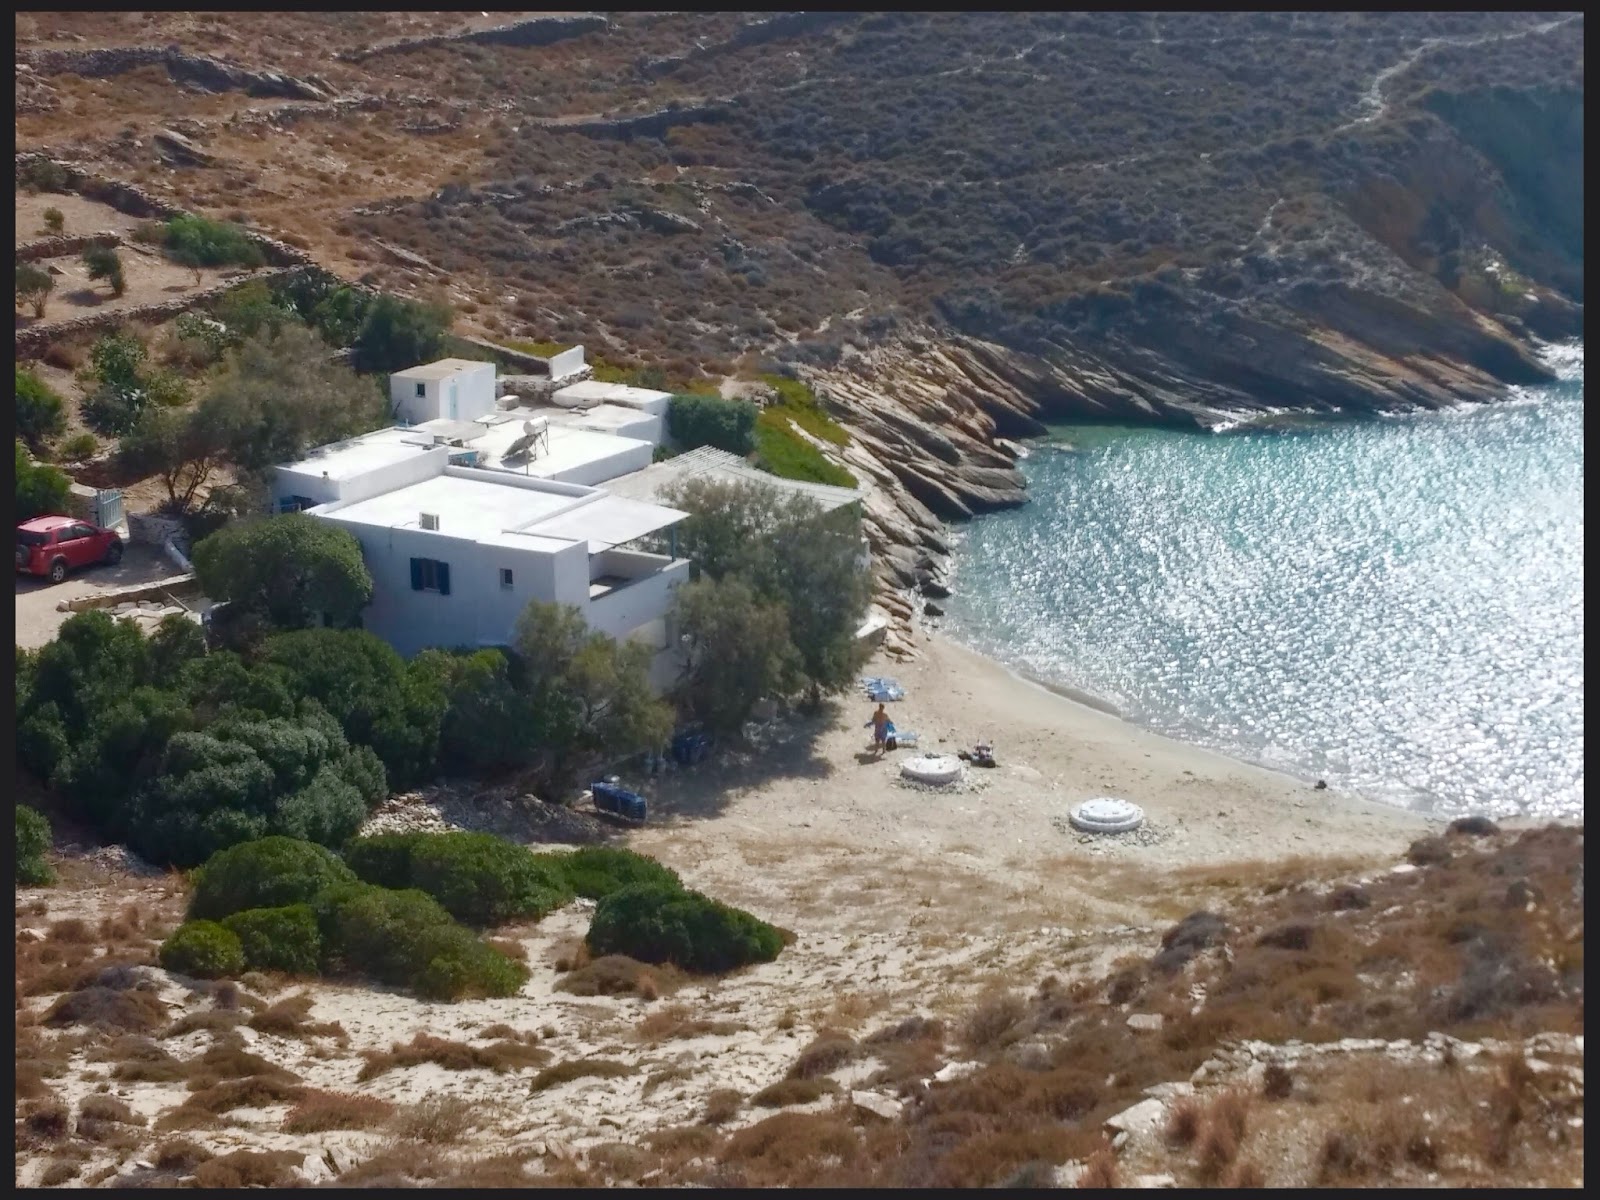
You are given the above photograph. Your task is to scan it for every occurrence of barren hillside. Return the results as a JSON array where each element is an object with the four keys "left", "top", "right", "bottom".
[{"left": 14, "top": 11, "right": 1584, "bottom": 625}]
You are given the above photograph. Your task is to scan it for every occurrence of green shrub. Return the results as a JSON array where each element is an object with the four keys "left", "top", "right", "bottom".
[
  {"left": 759, "top": 374, "right": 850, "bottom": 445},
  {"left": 60, "top": 433, "right": 99, "bottom": 462},
  {"left": 221, "top": 905, "right": 321, "bottom": 975},
  {"left": 164, "top": 214, "right": 265, "bottom": 281},
  {"left": 667, "top": 394, "right": 757, "bottom": 455},
  {"left": 42, "top": 206, "right": 65, "bottom": 234},
  {"left": 553, "top": 846, "right": 681, "bottom": 900},
  {"left": 17, "top": 805, "right": 55, "bottom": 886},
  {"left": 312, "top": 881, "right": 527, "bottom": 1000},
  {"left": 586, "top": 882, "right": 785, "bottom": 973},
  {"left": 160, "top": 921, "right": 246, "bottom": 979},
  {"left": 345, "top": 831, "right": 573, "bottom": 927},
  {"left": 753, "top": 412, "right": 857, "bottom": 487},
  {"left": 15, "top": 441, "right": 71, "bottom": 520},
  {"left": 16, "top": 262, "right": 54, "bottom": 319},
  {"left": 188, "top": 837, "right": 357, "bottom": 921}
]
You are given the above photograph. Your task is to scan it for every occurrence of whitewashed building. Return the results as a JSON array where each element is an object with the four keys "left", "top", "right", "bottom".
[{"left": 389, "top": 358, "right": 497, "bottom": 425}]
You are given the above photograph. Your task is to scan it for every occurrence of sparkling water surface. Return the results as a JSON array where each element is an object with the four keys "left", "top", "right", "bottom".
[{"left": 948, "top": 344, "right": 1583, "bottom": 820}]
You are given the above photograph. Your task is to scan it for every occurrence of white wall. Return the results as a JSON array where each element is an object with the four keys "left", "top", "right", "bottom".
[
  {"left": 390, "top": 362, "right": 497, "bottom": 425},
  {"left": 548, "top": 346, "right": 586, "bottom": 380},
  {"left": 391, "top": 376, "right": 440, "bottom": 425},
  {"left": 274, "top": 446, "right": 452, "bottom": 510},
  {"left": 542, "top": 438, "right": 653, "bottom": 487},
  {"left": 586, "top": 558, "right": 689, "bottom": 641}
]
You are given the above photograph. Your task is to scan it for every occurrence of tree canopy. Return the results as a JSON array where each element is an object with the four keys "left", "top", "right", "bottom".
[
  {"left": 15, "top": 440, "right": 71, "bottom": 521},
  {"left": 196, "top": 322, "right": 387, "bottom": 476},
  {"left": 192, "top": 513, "right": 374, "bottom": 632},
  {"left": 16, "top": 261, "right": 53, "bottom": 318},
  {"left": 16, "top": 368, "right": 66, "bottom": 451},
  {"left": 352, "top": 293, "right": 452, "bottom": 374},
  {"left": 664, "top": 477, "right": 871, "bottom": 705}
]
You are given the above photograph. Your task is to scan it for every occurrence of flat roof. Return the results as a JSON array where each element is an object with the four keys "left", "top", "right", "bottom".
[
  {"left": 392, "top": 358, "right": 493, "bottom": 381},
  {"left": 552, "top": 380, "right": 673, "bottom": 407},
  {"left": 327, "top": 474, "right": 578, "bottom": 542},
  {"left": 542, "top": 403, "right": 656, "bottom": 432},
  {"left": 276, "top": 428, "right": 435, "bottom": 482},
  {"left": 605, "top": 446, "right": 863, "bottom": 514},
  {"left": 525, "top": 495, "right": 686, "bottom": 551},
  {"left": 414, "top": 418, "right": 486, "bottom": 443},
  {"left": 469, "top": 412, "right": 652, "bottom": 478}
]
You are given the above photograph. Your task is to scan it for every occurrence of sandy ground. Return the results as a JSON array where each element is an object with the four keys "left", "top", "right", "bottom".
[
  {"left": 634, "top": 634, "right": 1436, "bottom": 899},
  {"left": 14, "top": 543, "right": 189, "bottom": 649},
  {"left": 14, "top": 635, "right": 1455, "bottom": 1186}
]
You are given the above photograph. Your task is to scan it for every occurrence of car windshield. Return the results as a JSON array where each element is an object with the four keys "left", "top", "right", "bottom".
[{"left": 17, "top": 531, "right": 51, "bottom": 546}]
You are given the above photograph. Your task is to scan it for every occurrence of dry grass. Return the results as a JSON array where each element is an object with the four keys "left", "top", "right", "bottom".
[
  {"left": 164, "top": 1008, "right": 247, "bottom": 1038},
  {"left": 787, "top": 1029, "right": 858, "bottom": 1080},
  {"left": 962, "top": 988, "right": 1027, "bottom": 1051},
  {"left": 1078, "top": 1146, "right": 1119, "bottom": 1188},
  {"left": 40, "top": 1160, "right": 81, "bottom": 1186},
  {"left": 752, "top": 1077, "right": 839, "bottom": 1108},
  {"left": 153, "top": 1137, "right": 214, "bottom": 1171},
  {"left": 558, "top": 954, "right": 681, "bottom": 1000},
  {"left": 247, "top": 991, "right": 349, "bottom": 1041},
  {"left": 193, "top": 1149, "right": 304, "bottom": 1188},
  {"left": 358, "top": 1032, "right": 549, "bottom": 1081},
  {"left": 1166, "top": 1095, "right": 1203, "bottom": 1146},
  {"left": 528, "top": 1058, "right": 637, "bottom": 1094},
  {"left": 636, "top": 1003, "right": 746, "bottom": 1043},
  {"left": 42, "top": 985, "right": 165, "bottom": 1034},
  {"left": 389, "top": 1094, "right": 476, "bottom": 1144},
  {"left": 283, "top": 1089, "right": 397, "bottom": 1133},
  {"left": 79, "top": 1094, "right": 145, "bottom": 1126},
  {"left": 185, "top": 1038, "right": 302, "bottom": 1090},
  {"left": 701, "top": 1088, "right": 744, "bottom": 1125},
  {"left": 184, "top": 1073, "right": 307, "bottom": 1114}
]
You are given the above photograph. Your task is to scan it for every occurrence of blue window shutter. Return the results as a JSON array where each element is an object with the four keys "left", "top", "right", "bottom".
[
  {"left": 437, "top": 562, "right": 451, "bottom": 596},
  {"left": 410, "top": 558, "right": 423, "bottom": 590}
]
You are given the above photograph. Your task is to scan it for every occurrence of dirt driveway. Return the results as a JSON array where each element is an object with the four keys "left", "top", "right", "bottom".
[{"left": 14, "top": 542, "right": 190, "bottom": 649}]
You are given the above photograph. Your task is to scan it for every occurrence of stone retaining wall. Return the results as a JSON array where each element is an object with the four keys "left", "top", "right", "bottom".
[
  {"left": 15, "top": 267, "right": 302, "bottom": 359},
  {"left": 17, "top": 231, "right": 122, "bottom": 262},
  {"left": 57, "top": 573, "right": 199, "bottom": 613}
]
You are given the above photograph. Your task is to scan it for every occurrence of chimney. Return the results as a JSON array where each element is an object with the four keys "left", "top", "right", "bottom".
[{"left": 420, "top": 513, "right": 439, "bottom": 531}]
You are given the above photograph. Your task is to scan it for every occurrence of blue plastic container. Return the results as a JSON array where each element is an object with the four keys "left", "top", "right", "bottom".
[{"left": 591, "top": 781, "right": 648, "bottom": 822}]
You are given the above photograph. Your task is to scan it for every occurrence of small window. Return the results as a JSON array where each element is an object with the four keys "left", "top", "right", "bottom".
[
  {"left": 68, "top": 524, "right": 98, "bottom": 540},
  {"left": 410, "top": 557, "right": 451, "bottom": 595},
  {"left": 499, "top": 568, "right": 514, "bottom": 590},
  {"left": 415, "top": 382, "right": 427, "bottom": 398}
]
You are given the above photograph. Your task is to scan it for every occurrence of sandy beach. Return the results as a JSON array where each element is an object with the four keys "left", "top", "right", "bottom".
[{"left": 632, "top": 632, "right": 1437, "bottom": 914}]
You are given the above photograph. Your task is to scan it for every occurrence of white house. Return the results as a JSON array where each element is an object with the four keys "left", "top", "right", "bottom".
[
  {"left": 390, "top": 358, "right": 497, "bottom": 426},
  {"left": 286, "top": 459, "right": 691, "bottom": 688},
  {"left": 270, "top": 358, "right": 865, "bottom": 684}
]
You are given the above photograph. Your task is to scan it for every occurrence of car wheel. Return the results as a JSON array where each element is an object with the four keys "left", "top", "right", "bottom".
[
  {"left": 48, "top": 558, "right": 68, "bottom": 584},
  {"left": 105, "top": 540, "right": 124, "bottom": 566}
]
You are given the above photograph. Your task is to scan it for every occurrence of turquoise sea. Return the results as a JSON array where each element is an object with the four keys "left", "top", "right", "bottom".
[{"left": 947, "top": 343, "right": 1584, "bottom": 820}]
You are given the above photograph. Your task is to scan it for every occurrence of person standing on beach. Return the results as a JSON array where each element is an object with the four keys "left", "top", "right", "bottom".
[{"left": 870, "top": 703, "right": 890, "bottom": 757}]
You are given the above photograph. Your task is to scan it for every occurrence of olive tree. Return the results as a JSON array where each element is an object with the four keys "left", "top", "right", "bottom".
[
  {"left": 662, "top": 477, "right": 872, "bottom": 705},
  {"left": 192, "top": 513, "right": 373, "bottom": 632}
]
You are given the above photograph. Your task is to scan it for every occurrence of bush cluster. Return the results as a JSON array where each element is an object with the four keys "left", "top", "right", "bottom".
[
  {"left": 221, "top": 905, "right": 322, "bottom": 975},
  {"left": 188, "top": 836, "right": 356, "bottom": 920},
  {"left": 15, "top": 440, "right": 71, "bottom": 523},
  {"left": 344, "top": 831, "right": 573, "bottom": 926},
  {"left": 586, "top": 881, "right": 785, "bottom": 973},
  {"left": 552, "top": 845, "right": 682, "bottom": 899},
  {"left": 168, "top": 837, "right": 529, "bottom": 1001},
  {"left": 667, "top": 393, "right": 757, "bottom": 456},
  {"left": 15, "top": 369, "right": 65, "bottom": 451},
  {"left": 17, "top": 804, "right": 55, "bottom": 887},
  {"left": 159, "top": 920, "right": 246, "bottom": 979}
]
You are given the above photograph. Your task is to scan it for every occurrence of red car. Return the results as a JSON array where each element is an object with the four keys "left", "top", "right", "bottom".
[{"left": 16, "top": 515, "right": 124, "bottom": 584}]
